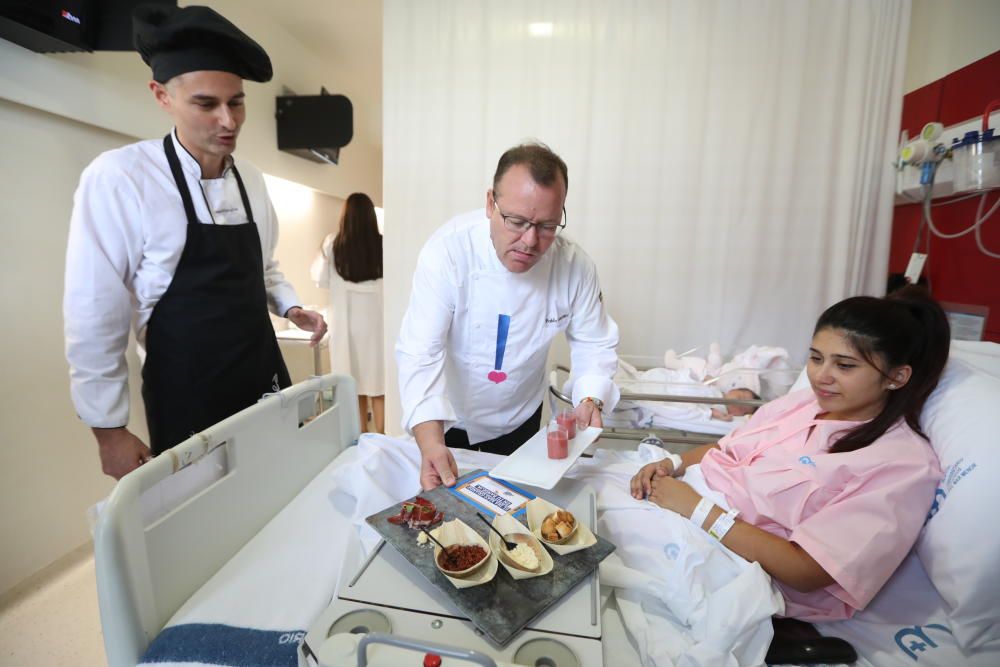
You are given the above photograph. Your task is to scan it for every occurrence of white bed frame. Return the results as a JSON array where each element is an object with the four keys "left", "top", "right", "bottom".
[{"left": 93, "top": 374, "right": 360, "bottom": 667}]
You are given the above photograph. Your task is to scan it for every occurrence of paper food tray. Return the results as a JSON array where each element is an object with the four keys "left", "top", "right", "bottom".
[{"left": 490, "top": 426, "right": 602, "bottom": 490}]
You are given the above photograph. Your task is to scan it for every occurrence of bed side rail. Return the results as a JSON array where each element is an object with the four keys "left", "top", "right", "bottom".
[
  {"left": 549, "top": 364, "right": 768, "bottom": 409},
  {"left": 94, "top": 373, "right": 360, "bottom": 667}
]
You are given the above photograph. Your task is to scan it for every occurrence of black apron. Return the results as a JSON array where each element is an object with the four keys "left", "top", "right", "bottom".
[
  {"left": 141, "top": 134, "right": 291, "bottom": 455},
  {"left": 444, "top": 403, "right": 543, "bottom": 456}
]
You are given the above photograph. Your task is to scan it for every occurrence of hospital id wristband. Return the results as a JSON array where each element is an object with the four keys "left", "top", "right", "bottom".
[
  {"left": 708, "top": 508, "right": 740, "bottom": 541},
  {"left": 689, "top": 497, "right": 714, "bottom": 530},
  {"left": 661, "top": 452, "right": 682, "bottom": 476}
]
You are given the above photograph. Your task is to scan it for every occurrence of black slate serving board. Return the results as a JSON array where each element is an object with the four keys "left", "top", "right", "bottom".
[{"left": 364, "top": 470, "right": 616, "bottom": 646}]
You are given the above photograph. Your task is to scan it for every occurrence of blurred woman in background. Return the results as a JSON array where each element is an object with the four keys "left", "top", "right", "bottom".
[{"left": 311, "top": 193, "right": 385, "bottom": 433}]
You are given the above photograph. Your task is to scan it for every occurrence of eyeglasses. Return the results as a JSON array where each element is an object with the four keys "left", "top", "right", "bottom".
[{"left": 492, "top": 199, "right": 566, "bottom": 238}]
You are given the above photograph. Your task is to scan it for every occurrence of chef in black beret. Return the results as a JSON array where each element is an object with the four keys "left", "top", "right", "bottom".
[{"left": 64, "top": 5, "right": 327, "bottom": 478}]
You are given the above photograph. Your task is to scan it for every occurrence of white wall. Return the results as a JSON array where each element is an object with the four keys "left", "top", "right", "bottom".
[
  {"left": 0, "top": 100, "right": 131, "bottom": 594},
  {"left": 0, "top": 3, "right": 378, "bottom": 595},
  {"left": 264, "top": 175, "right": 345, "bottom": 311},
  {"left": 904, "top": 0, "right": 1000, "bottom": 93}
]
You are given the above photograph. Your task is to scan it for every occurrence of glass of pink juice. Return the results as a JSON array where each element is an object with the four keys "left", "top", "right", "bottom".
[
  {"left": 547, "top": 421, "right": 569, "bottom": 459},
  {"left": 555, "top": 408, "right": 577, "bottom": 439}
]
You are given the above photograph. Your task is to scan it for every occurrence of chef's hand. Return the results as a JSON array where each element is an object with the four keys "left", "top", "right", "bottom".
[
  {"left": 92, "top": 427, "right": 152, "bottom": 480},
  {"left": 285, "top": 306, "right": 328, "bottom": 346},
  {"left": 574, "top": 398, "right": 603, "bottom": 429},
  {"left": 419, "top": 442, "right": 458, "bottom": 490},
  {"left": 646, "top": 476, "right": 701, "bottom": 517},
  {"left": 413, "top": 421, "right": 458, "bottom": 490},
  {"left": 630, "top": 459, "right": 675, "bottom": 499}
]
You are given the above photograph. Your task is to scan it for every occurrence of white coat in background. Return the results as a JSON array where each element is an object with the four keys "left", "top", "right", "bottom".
[
  {"left": 396, "top": 210, "right": 620, "bottom": 445},
  {"left": 311, "top": 234, "right": 385, "bottom": 395}
]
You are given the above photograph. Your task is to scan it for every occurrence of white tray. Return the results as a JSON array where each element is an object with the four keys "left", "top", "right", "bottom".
[{"left": 489, "top": 426, "right": 602, "bottom": 490}]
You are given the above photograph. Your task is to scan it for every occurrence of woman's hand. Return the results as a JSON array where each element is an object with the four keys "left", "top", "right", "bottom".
[
  {"left": 630, "top": 459, "right": 674, "bottom": 499},
  {"left": 647, "top": 476, "right": 701, "bottom": 517}
]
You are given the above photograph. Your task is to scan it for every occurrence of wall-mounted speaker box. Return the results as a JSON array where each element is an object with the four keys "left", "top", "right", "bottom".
[
  {"left": 0, "top": 0, "right": 175, "bottom": 53},
  {"left": 0, "top": 0, "right": 95, "bottom": 52},
  {"left": 276, "top": 94, "right": 353, "bottom": 165}
]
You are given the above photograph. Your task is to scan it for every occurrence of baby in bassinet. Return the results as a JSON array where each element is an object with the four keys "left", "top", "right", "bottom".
[
  {"left": 709, "top": 388, "right": 761, "bottom": 421},
  {"left": 612, "top": 359, "right": 762, "bottom": 430}
]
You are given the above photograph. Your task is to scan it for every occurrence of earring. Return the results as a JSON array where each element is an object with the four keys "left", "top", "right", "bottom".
[{"left": 888, "top": 384, "right": 897, "bottom": 389}]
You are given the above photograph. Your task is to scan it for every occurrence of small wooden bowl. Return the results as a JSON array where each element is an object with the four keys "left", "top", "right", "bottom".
[
  {"left": 435, "top": 543, "right": 491, "bottom": 578},
  {"left": 538, "top": 510, "right": 579, "bottom": 545}
]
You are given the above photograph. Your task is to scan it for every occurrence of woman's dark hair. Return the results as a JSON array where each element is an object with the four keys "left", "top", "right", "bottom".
[
  {"left": 814, "top": 285, "right": 950, "bottom": 453},
  {"left": 331, "top": 193, "right": 382, "bottom": 283}
]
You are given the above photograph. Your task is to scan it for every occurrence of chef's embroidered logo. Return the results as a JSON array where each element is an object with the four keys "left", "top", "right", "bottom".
[
  {"left": 488, "top": 314, "right": 510, "bottom": 384},
  {"left": 271, "top": 373, "right": 280, "bottom": 391}
]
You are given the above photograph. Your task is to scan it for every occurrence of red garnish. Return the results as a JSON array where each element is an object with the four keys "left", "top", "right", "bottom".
[{"left": 386, "top": 496, "right": 444, "bottom": 528}]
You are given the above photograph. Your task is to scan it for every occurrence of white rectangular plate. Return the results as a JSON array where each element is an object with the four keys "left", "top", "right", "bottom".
[{"left": 489, "top": 426, "right": 602, "bottom": 490}]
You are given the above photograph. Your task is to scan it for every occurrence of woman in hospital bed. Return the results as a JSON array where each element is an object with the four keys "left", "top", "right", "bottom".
[{"left": 628, "top": 286, "right": 949, "bottom": 622}]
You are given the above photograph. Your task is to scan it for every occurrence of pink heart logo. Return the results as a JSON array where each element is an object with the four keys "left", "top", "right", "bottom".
[{"left": 488, "top": 370, "right": 507, "bottom": 384}]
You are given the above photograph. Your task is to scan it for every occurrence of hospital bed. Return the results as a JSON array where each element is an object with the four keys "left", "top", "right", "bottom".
[{"left": 94, "top": 341, "right": 1000, "bottom": 666}]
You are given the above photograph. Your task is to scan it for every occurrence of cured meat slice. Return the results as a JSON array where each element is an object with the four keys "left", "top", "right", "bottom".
[{"left": 386, "top": 496, "right": 444, "bottom": 528}]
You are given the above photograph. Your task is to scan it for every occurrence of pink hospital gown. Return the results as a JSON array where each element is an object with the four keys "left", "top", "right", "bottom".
[{"left": 699, "top": 389, "right": 941, "bottom": 621}]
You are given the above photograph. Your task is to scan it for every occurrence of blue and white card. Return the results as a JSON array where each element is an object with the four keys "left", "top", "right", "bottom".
[{"left": 447, "top": 470, "right": 535, "bottom": 519}]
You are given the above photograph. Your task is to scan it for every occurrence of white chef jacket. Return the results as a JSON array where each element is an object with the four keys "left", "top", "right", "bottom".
[
  {"left": 64, "top": 129, "right": 300, "bottom": 429},
  {"left": 396, "top": 210, "right": 620, "bottom": 444}
]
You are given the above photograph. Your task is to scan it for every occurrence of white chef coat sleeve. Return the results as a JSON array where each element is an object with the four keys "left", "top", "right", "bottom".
[
  {"left": 63, "top": 160, "right": 142, "bottom": 428},
  {"left": 310, "top": 234, "right": 334, "bottom": 289},
  {"left": 259, "top": 189, "right": 301, "bottom": 316},
  {"left": 566, "top": 254, "right": 620, "bottom": 412},
  {"left": 395, "top": 242, "right": 459, "bottom": 434}
]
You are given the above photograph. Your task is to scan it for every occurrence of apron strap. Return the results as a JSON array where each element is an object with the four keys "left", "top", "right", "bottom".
[
  {"left": 230, "top": 164, "right": 255, "bottom": 225},
  {"left": 162, "top": 134, "right": 199, "bottom": 225}
]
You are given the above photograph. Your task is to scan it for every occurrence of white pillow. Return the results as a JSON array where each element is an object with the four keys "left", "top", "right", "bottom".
[
  {"left": 916, "top": 357, "right": 1000, "bottom": 652},
  {"left": 950, "top": 340, "right": 1000, "bottom": 379}
]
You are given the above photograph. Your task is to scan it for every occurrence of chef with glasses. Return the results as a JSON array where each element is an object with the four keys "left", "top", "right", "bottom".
[{"left": 397, "top": 142, "right": 620, "bottom": 490}]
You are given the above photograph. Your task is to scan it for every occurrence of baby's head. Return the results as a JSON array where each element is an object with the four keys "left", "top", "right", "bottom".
[{"left": 723, "top": 388, "right": 760, "bottom": 417}]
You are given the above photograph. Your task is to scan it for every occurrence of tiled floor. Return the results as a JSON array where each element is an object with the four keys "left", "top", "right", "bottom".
[{"left": 0, "top": 550, "right": 106, "bottom": 666}]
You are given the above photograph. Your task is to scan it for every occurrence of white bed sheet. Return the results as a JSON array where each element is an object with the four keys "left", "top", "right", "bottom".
[{"left": 130, "top": 434, "right": 997, "bottom": 667}]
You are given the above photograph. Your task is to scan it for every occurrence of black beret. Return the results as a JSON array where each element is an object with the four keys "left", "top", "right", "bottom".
[{"left": 133, "top": 4, "right": 272, "bottom": 83}]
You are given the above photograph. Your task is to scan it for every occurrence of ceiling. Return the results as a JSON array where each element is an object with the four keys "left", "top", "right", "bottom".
[{"left": 258, "top": 0, "right": 382, "bottom": 151}]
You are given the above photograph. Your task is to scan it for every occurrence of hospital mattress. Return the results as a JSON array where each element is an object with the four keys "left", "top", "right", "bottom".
[{"left": 94, "top": 372, "right": 999, "bottom": 667}]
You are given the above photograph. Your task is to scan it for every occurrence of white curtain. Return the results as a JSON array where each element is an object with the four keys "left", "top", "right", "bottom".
[{"left": 383, "top": 0, "right": 909, "bottom": 429}]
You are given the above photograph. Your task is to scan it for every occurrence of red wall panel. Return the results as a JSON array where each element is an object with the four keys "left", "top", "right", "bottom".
[{"left": 890, "top": 50, "right": 1000, "bottom": 342}]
